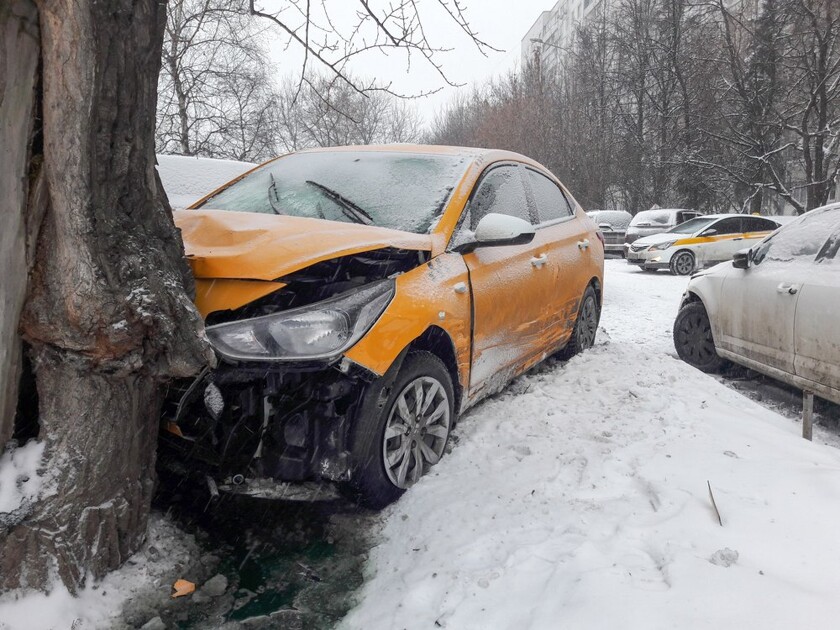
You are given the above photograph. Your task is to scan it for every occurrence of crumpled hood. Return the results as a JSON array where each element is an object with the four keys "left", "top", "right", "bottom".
[{"left": 175, "top": 209, "right": 433, "bottom": 281}]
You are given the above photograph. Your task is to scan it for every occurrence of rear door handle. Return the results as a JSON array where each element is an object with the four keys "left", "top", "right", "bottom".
[
  {"left": 777, "top": 283, "right": 800, "bottom": 295},
  {"left": 530, "top": 253, "right": 548, "bottom": 268},
  {"left": 577, "top": 239, "right": 590, "bottom": 250}
]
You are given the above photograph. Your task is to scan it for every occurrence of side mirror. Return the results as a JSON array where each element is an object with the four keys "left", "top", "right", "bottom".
[
  {"left": 457, "top": 213, "right": 535, "bottom": 253},
  {"left": 732, "top": 248, "right": 751, "bottom": 269},
  {"left": 701, "top": 228, "right": 719, "bottom": 237}
]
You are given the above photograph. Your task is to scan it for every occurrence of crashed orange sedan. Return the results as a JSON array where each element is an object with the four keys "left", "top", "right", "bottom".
[{"left": 161, "top": 145, "right": 604, "bottom": 507}]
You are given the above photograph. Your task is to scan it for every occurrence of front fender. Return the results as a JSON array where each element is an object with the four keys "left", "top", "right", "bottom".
[{"left": 343, "top": 253, "right": 472, "bottom": 394}]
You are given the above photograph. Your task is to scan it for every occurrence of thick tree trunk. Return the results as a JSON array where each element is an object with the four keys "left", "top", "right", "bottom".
[
  {"left": 0, "top": 0, "right": 212, "bottom": 593},
  {"left": 0, "top": 1, "right": 40, "bottom": 448}
]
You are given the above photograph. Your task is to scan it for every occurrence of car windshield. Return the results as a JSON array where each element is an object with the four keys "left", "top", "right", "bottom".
[
  {"left": 753, "top": 206, "right": 840, "bottom": 265},
  {"left": 630, "top": 210, "right": 676, "bottom": 227},
  {"left": 197, "top": 150, "right": 472, "bottom": 234},
  {"left": 667, "top": 217, "right": 717, "bottom": 235}
]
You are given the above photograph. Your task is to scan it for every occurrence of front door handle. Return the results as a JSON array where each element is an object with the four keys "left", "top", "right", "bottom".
[
  {"left": 577, "top": 239, "right": 590, "bottom": 250},
  {"left": 530, "top": 253, "right": 548, "bottom": 268},
  {"left": 777, "top": 283, "right": 800, "bottom": 295}
]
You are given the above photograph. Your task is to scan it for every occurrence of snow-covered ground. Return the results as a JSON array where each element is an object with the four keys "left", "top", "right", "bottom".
[
  {"left": 156, "top": 155, "right": 256, "bottom": 208},
  {"left": 3, "top": 260, "right": 840, "bottom": 629},
  {"left": 342, "top": 260, "right": 840, "bottom": 629}
]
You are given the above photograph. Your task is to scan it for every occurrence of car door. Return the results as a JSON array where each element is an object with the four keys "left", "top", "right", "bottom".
[
  {"left": 523, "top": 167, "right": 591, "bottom": 353},
  {"left": 716, "top": 213, "right": 835, "bottom": 374},
  {"left": 457, "top": 164, "right": 555, "bottom": 398},
  {"left": 793, "top": 222, "right": 840, "bottom": 393}
]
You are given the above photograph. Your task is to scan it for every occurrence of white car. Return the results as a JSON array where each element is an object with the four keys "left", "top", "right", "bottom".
[
  {"left": 626, "top": 214, "right": 783, "bottom": 275},
  {"left": 673, "top": 203, "right": 840, "bottom": 405}
]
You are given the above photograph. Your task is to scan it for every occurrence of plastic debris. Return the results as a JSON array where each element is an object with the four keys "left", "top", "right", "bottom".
[{"left": 171, "top": 578, "right": 196, "bottom": 598}]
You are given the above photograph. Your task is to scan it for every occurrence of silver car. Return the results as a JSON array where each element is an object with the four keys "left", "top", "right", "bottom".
[
  {"left": 587, "top": 210, "right": 632, "bottom": 256},
  {"left": 673, "top": 203, "right": 840, "bottom": 405},
  {"left": 624, "top": 208, "right": 701, "bottom": 247}
]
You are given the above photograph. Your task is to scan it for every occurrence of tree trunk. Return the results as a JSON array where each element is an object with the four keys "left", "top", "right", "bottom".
[
  {"left": 0, "top": 0, "right": 212, "bottom": 593},
  {"left": 0, "top": 0, "right": 40, "bottom": 448}
]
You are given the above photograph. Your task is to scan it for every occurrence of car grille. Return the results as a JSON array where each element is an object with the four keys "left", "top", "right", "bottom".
[
  {"left": 630, "top": 243, "right": 648, "bottom": 253},
  {"left": 602, "top": 232, "right": 624, "bottom": 245}
]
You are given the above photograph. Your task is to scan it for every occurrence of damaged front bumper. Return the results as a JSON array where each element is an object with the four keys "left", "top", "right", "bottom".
[{"left": 159, "top": 356, "right": 376, "bottom": 497}]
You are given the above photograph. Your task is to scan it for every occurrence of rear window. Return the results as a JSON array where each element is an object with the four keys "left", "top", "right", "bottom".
[
  {"left": 588, "top": 210, "right": 631, "bottom": 229},
  {"left": 197, "top": 150, "right": 472, "bottom": 234}
]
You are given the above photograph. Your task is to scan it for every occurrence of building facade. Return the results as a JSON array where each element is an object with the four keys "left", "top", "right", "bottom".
[{"left": 520, "top": 0, "right": 612, "bottom": 73}]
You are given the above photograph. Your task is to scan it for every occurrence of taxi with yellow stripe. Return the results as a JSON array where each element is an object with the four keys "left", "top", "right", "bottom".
[{"left": 626, "top": 214, "right": 785, "bottom": 275}]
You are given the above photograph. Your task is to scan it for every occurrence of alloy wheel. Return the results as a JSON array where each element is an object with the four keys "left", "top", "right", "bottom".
[
  {"left": 672, "top": 252, "right": 695, "bottom": 276},
  {"left": 576, "top": 295, "right": 598, "bottom": 350},
  {"left": 382, "top": 376, "right": 451, "bottom": 489}
]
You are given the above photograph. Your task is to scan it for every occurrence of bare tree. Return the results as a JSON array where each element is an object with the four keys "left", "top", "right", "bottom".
[
  {"left": 156, "top": 0, "right": 270, "bottom": 158},
  {"left": 0, "top": 0, "right": 211, "bottom": 592},
  {"left": 280, "top": 73, "right": 423, "bottom": 149}
]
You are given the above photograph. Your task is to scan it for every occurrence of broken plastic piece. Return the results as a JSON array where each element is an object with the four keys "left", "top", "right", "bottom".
[{"left": 171, "top": 578, "right": 196, "bottom": 598}]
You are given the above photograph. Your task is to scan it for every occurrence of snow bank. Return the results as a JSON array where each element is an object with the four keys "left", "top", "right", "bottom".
[
  {"left": 0, "top": 514, "right": 205, "bottom": 630},
  {"left": 0, "top": 441, "right": 44, "bottom": 517},
  {"left": 156, "top": 154, "right": 256, "bottom": 208},
  {"left": 342, "top": 261, "right": 840, "bottom": 629}
]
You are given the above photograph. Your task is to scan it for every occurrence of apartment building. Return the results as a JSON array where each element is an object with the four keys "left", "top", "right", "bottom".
[{"left": 520, "top": 0, "right": 612, "bottom": 73}]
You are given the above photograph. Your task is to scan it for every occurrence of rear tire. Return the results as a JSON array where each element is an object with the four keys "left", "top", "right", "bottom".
[
  {"left": 344, "top": 352, "right": 454, "bottom": 509},
  {"left": 559, "top": 285, "right": 600, "bottom": 359},
  {"left": 673, "top": 301, "right": 725, "bottom": 373}
]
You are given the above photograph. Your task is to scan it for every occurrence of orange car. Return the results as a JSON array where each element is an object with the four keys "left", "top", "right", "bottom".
[{"left": 161, "top": 145, "right": 604, "bottom": 507}]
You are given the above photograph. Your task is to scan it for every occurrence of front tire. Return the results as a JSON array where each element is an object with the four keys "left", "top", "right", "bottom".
[
  {"left": 670, "top": 250, "right": 696, "bottom": 276},
  {"left": 345, "top": 352, "right": 454, "bottom": 509},
  {"left": 673, "top": 301, "right": 725, "bottom": 373}
]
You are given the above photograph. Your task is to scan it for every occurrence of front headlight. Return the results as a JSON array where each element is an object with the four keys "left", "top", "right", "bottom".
[
  {"left": 206, "top": 279, "right": 395, "bottom": 362},
  {"left": 649, "top": 240, "right": 677, "bottom": 252}
]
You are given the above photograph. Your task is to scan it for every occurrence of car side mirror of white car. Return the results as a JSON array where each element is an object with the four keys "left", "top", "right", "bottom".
[
  {"left": 701, "top": 228, "right": 719, "bottom": 237},
  {"left": 732, "top": 248, "right": 751, "bottom": 269},
  {"left": 457, "top": 213, "right": 536, "bottom": 253}
]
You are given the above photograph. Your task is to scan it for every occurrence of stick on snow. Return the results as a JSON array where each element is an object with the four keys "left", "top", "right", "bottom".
[{"left": 707, "top": 481, "right": 722, "bottom": 526}]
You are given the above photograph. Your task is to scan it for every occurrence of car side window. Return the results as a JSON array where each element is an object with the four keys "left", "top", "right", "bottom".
[
  {"left": 710, "top": 217, "right": 742, "bottom": 235},
  {"left": 753, "top": 209, "right": 840, "bottom": 265},
  {"left": 742, "top": 217, "right": 778, "bottom": 233},
  {"left": 462, "top": 165, "right": 532, "bottom": 231},
  {"left": 525, "top": 168, "right": 573, "bottom": 223},
  {"left": 677, "top": 211, "right": 699, "bottom": 224}
]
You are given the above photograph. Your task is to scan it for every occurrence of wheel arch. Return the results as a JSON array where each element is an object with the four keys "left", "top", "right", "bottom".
[
  {"left": 407, "top": 326, "right": 464, "bottom": 414},
  {"left": 587, "top": 276, "right": 603, "bottom": 308}
]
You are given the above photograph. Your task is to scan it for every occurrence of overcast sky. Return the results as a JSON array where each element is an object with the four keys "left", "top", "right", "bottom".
[{"left": 266, "top": 0, "right": 551, "bottom": 126}]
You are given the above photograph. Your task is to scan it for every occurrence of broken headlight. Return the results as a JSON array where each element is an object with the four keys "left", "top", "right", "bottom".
[{"left": 206, "top": 279, "right": 395, "bottom": 362}]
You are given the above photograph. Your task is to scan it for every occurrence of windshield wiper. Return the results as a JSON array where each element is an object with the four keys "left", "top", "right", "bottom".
[
  {"left": 268, "top": 173, "right": 283, "bottom": 215},
  {"left": 305, "top": 180, "right": 373, "bottom": 225}
]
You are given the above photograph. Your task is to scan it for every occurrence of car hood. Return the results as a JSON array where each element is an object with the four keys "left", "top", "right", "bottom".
[
  {"left": 631, "top": 233, "right": 683, "bottom": 248},
  {"left": 175, "top": 209, "right": 433, "bottom": 281}
]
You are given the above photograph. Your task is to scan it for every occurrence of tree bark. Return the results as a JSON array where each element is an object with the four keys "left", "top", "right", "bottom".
[
  {"left": 0, "top": 0, "right": 40, "bottom": 448},
  {"left": 0, "top": 0, "right": 212, "bottom": 593}
]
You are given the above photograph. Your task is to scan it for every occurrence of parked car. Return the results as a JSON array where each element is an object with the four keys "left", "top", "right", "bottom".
[
  {"left": 627, "top": 214, "right": 784, "bottom": 275},
  {"left": 160, "top": 145, "right": 604, "bottom": 507},
  {"left": 587, "top": 210, "right": 632, "bottom": 257},
  {"left": 673, "top": 203, "right": 840, "bottom": 405},
  {"left": 624, "top": 208, "right": 701, "bottom": 247}
]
